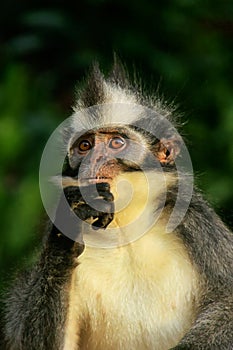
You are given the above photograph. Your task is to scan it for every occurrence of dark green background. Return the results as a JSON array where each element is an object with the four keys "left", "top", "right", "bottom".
[{"left": 0, "top": 0, "right": 233, "bottom": 291}]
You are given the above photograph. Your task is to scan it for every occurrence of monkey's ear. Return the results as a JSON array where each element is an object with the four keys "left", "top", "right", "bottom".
[{"left": 156, "top": 138, "right": 181, "bottom": 165}]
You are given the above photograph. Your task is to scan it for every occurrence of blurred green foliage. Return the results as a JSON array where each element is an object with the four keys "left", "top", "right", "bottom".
[{"left": 0, "top": 0, "right": 233, "bottom": 289}]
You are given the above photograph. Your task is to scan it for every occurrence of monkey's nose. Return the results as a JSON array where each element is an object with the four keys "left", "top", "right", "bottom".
[{"left": 88, "top": 145, "right": 108, "bottom": 178}]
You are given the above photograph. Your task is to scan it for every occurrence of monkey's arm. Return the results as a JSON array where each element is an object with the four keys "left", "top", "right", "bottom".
[
  {"left": 3, "top": 183, "right": 114, "bottom": 350},
  {"left": 3, "top": 188, "right": 83, "bottom": 350},
  {"left": 172, "top": 294, "right": 233, "bottom": 350}
]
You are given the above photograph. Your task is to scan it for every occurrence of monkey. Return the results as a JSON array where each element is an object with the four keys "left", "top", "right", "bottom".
[{"left": 2, "top": 60, "right": 233, "bottom": 350}]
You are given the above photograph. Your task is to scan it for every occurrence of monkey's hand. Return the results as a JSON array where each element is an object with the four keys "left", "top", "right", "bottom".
[{"left": 64, "top": 183, "right": 114, "bottom": 230}]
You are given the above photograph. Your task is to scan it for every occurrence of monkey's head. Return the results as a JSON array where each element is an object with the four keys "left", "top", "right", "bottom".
[
  {"left": 63, "top": 60, "right": 182, "bottom": 185},
  {"left": 58, "top": 60, "right": 190, "bottom": 245}
]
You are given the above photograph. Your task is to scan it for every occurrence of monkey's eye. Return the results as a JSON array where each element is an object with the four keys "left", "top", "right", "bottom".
[
  {"left": 109, "top": 137, "right": 126, "bottom": 150},
  {"left": 78, "top": 140, "right": 92, "bottom": 152}
]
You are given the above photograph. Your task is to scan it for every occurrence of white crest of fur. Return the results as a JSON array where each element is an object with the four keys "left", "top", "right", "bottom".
[{"left": 71, "top": 81, "right": 142, "bottom": 133}]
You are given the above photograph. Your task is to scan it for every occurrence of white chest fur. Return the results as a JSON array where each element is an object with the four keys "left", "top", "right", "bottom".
[{"left": 68, "top": 225, "right": 200, "bottom": 350}]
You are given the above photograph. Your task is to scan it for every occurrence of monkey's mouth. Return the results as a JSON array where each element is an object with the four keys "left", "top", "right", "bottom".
[{"left": 83, "top": 177, "right": 113, "bottom": 184}]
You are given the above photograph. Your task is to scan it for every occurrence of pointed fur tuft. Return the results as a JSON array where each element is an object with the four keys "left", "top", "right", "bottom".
[
  {"left": 70, "top": 60, "right": 180, "bottom": 141},
  {"left": 78, "top": 62, "right": 105, "bottom": 108},
  {"left": 108, "top": 55, "right": 130, "bottom": 89}
]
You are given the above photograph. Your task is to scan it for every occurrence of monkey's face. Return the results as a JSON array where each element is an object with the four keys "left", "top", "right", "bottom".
[
  {"left": 70, "top": 131, "right": 125, "bottom": 182},
  {"left": 67, "top": 125, "right": 180, "bottom": 186},
  {"left": 67, "top": 127, "right": 151, "bottom": 184}
]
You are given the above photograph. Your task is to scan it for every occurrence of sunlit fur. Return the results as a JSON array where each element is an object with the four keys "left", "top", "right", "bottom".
[
  {"left": 75, "top": 230, "right": 199, "bottom": 350},
  {"left": 62, "top": 170, "right": 201, "bottom": 350},
  {"left": 67, "top": 60, "right": 178, "bottom": 152}
]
